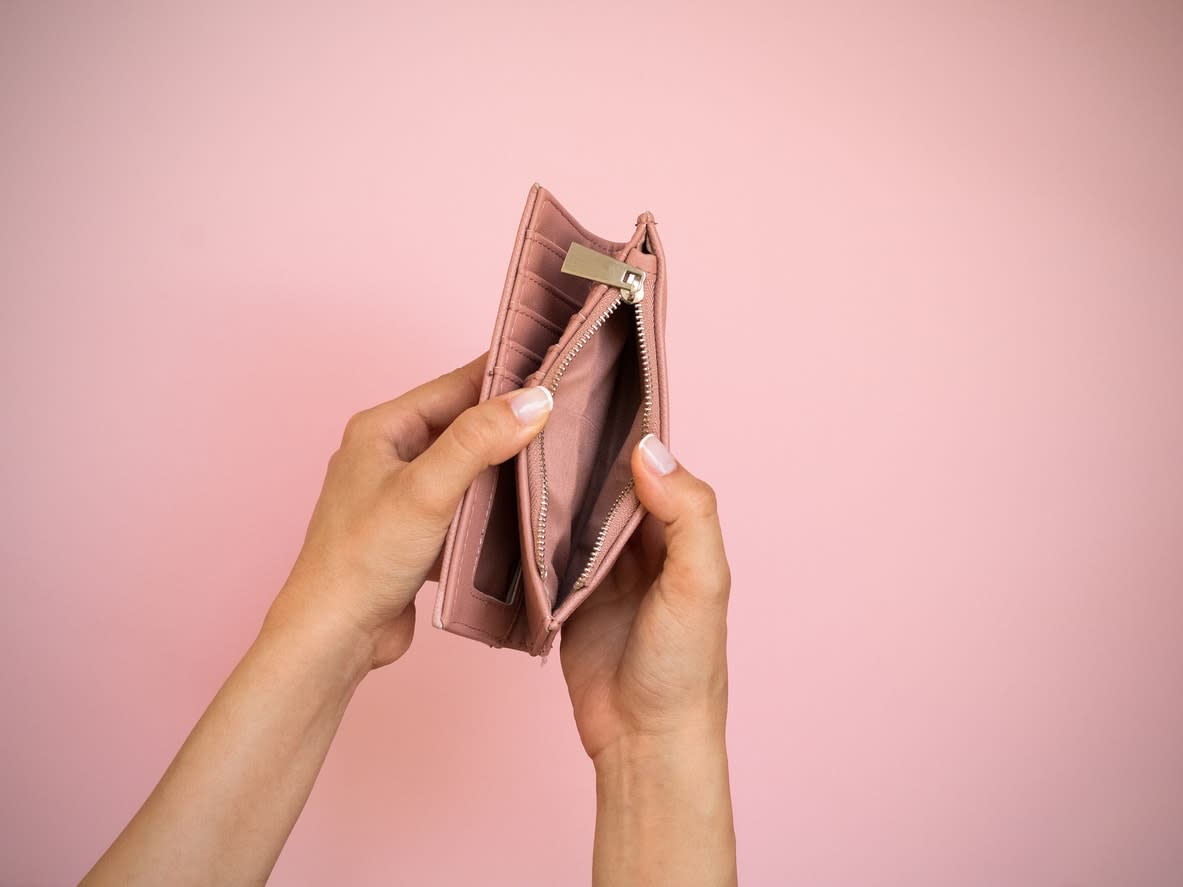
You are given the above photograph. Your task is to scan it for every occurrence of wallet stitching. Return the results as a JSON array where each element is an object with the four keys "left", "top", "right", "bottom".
[
  {"left": 491, "top": 365, "right": 525, "bottom": 386},
  {"left": 521, "top": 269, "right": 583, "bottom": 311},
  {"left": 510, "top": 302, "right": 563, "bottom": 336},
  {"left": 456, "top": 599, "right": 520, "bottom": 644},
  {"left": 502, "top": 338, "right": 544, "bottom": 365},
  {"left": 452, "top": 617, "right": 503, "bottom": 644},
  {"left": 524, "top": 231, "right": 568, "bottom": 263},
  {"left": 456, "top": 601, "right": 518, "bottom": 644}
]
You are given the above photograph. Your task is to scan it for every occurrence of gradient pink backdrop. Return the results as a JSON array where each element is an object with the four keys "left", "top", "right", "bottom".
[{"left": 3, "top": 3, "right": 1182, "bottom": 885}]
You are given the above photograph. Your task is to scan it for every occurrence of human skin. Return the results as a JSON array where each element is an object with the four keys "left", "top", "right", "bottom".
[
  {"left": 79, "top": 353, "right": 736, "bottom": 886},
  {"left": 563, "top": 432, "right": 737, "bottom": 887}
]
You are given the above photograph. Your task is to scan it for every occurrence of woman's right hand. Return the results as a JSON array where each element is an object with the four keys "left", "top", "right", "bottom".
[
  {"left": 561, "top": 433, "right": 732, "bottom": 759},
  {"left": 560, "top": 434, "right": 737, "bottom": 887}
]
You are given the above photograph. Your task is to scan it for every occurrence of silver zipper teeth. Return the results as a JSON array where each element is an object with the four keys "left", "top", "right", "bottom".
[
  {"left": 535, "top": 293, "right": 656, "bottom": 594},
  {"left": 633, "top": 296, "right": 654, "bottom": 438},
  {"left": 535, "top": 430, "right": 550, "bottom": 580},
  {"left": 534, "top": 295, "right": 625, "bottom": 579},
  {"left": 571, "top": 479, "right": 635, "bottom": 591}
]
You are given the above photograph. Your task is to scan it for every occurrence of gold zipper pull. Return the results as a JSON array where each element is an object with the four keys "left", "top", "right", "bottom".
[{"left": 561, "top": 242, "right": 646, "bottom": 304}]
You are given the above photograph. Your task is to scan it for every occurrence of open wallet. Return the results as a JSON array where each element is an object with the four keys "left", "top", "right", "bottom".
[{"left": 433, "top": 184, "right": 669, "bottom": 656}]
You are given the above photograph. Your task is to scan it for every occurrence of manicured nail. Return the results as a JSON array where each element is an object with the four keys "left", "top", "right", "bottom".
[
  {"left": 509, "top": 386, "right": 553, "bottom": 425},
  {"left": 638, "top": 433, "right": 677, "bottom": 476}
]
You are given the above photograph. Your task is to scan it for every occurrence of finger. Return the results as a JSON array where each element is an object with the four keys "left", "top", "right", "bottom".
[
  {"left": 394, "top": 385, "right": 554, "bottom": 529},
  {"left": 344, "top": 353, "right": 487, "bottom": 456},
  {"left": 392, "top": 352, "right": 487, "bottom": 429},
  {"left": 631, "top": 434, "right": 730, "bottom": 602}
]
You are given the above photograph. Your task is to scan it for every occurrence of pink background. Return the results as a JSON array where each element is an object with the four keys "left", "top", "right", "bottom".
[{"left": 2, "top": 3, "right": 1182, "bottom": 885}]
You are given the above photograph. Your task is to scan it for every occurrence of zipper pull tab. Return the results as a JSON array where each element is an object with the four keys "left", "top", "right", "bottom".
[{"left": 561, "top": 242, "right": 646, "bottom": 304}]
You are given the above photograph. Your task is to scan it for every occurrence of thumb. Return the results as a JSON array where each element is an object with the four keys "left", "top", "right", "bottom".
[
  {"left": 631, "top": 434, "right": 731, "bottom": 602},
  {"left": 396, "top": 385, "right": 553, "bottom": 529}
]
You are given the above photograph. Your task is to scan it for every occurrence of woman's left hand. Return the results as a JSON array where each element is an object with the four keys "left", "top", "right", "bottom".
[{"left": 270, "top": 353, "right": 553, "bottom": 668}]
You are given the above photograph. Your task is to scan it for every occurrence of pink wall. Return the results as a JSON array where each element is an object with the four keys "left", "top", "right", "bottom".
[{"left": 3, "top": 3, "right": 1182, "bottom": 884}]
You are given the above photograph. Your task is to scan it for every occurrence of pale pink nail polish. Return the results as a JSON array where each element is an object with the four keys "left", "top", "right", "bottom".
[
  {"left": 509, "top": 386, "right": 553, "bottom": 425},
  {"left": 639, "top": 433, "right": 677, "bottom": 476}
]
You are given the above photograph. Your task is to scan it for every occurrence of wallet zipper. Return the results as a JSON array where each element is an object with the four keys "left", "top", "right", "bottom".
[{"left": 534, "top": 244, "right": 653, "bottom": 593}]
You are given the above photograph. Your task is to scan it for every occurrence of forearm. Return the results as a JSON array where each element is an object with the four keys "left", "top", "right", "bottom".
[
  {"left": 81, "top": 594, "right": 372, "bottom": 887},
  {"left": 592, "top": 729, "right": 738, "bottom": 887}
]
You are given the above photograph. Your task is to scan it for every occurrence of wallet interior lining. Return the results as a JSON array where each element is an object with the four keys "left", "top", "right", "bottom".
[
  {"left": 533, "top": 302, "right": 644, "bottom": 608},
  {"left": 555, "top": 310, "right": 643, "bottom": 606}
]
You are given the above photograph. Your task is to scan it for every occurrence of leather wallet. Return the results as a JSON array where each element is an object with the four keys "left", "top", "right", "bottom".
[{"left": 433, "top": 184, "right": 669, "bottom": 656}]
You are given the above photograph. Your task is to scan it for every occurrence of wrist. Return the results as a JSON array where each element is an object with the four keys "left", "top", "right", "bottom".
[
  {"left": 592, "top": 724, "right": 727, "bottom": 780},
  {"left": 260, "top": 585, "right": 378, "bottom": 689},
  {"left": 591, "top": 727, "right": 737, "bottom": 887}
]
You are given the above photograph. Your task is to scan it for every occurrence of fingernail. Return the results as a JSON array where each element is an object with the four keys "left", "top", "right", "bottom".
[
  {"left": 638, "top": 433, "right": 677, "bottom": 476},
  {"left": 509, "top": 386, "right": 553, "bottom": 425}
]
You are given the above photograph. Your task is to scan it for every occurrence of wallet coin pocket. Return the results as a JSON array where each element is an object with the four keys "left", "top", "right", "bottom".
[{"left": 526, "top": 246, "right": 655, "bottom": 608}]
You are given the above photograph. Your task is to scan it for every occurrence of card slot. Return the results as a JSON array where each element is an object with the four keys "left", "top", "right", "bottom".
[
  {"left": 472, "top": 460, "right": 523, "bottom": 604},
  {"left": 490, "top": 364, "right": 525, "bottom": 387},
  {"left": 520, "top": 269, "right": 584, "bottom": 313},
  {"left": 503, "top": 338, "right": 544, "bottom": 365},
  {"left": 515, "top": 276, "right": 584, "bottom": 341},
  {"left": 525, "top": 229, "right": 569, "bottom": 261},
  {"left": 510, "top": 302, "right": 563, "bottom": 337},
  {"left": 507, "top": 302, "right": 565, "bottom": 372}
]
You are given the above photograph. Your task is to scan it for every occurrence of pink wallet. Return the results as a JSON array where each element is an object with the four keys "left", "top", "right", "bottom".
[{"left": 433, "top": 184, "right": 670, "bottom": 655}]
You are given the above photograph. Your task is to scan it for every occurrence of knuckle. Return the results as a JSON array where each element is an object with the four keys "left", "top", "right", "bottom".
[
  {"left": 341, "top": 409, "right": 374, "bottom": 445},
  {"left": 325, "top": 446, "right": 349, "bottom": 479},
  {"left": 395, "top": 464, "right": 445, "bottom": 518},
  {"left": 668, "top": 547, "right": 731, "bottom": 600},
  {"left": 683, "top": 479, "right": 719, "bottom": 518},
  {"left": 447, "top": 408, "right": 495, "bottom": 465}
]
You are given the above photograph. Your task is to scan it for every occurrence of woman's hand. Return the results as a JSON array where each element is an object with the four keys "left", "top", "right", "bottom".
[
  {"left": 560, "top": 434, "right": 737, "bottom": 887},
  {"left": 561, "top": 434, "right": 731, "bottom": 758},
  {"left": 81, "top": 354, "right": 553, "bottom": 887},
  {"left": 268, "top": 354, "right": 553, "bottom": 669}
]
